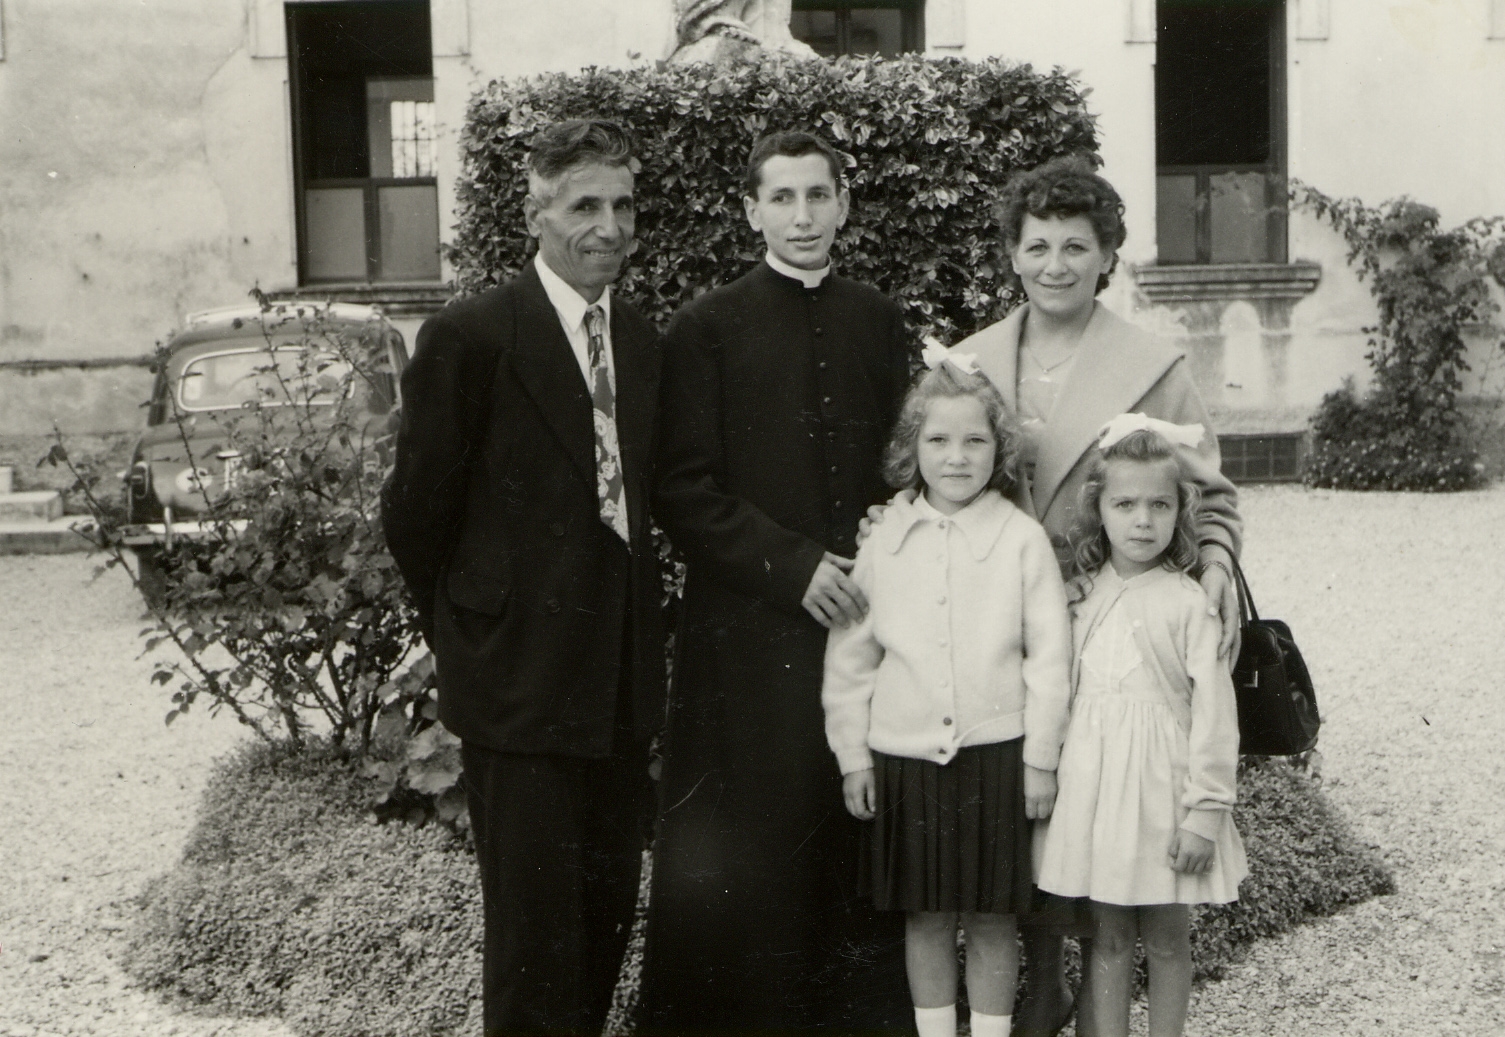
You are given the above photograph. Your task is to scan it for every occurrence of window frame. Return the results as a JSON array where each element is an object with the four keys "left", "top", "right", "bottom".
[
  {"left": 285, "top": 1, "right": 440, "bottom": 286},
  {"left": 790, "top": 0, "right": 925, "bottom": 56},
  {"left": 1154, "top": 1, "right": 1288, "bottom": 266}
]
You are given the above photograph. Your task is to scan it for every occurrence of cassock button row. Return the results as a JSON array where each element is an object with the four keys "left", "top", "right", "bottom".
[
  {"left": 550, "top": 522, "right": 566, "bottom": 537},
  {"left": 814, "top": 327, "right": 825, "bottom": 336},
  {"left": 818, "top": 361, "right": 828, "bottom": 370},
  {"left": 823, "top": 396, "right": 833, "bottom": 405},
  {"left": 830, "top": 465, "right": 838, "bottom": 474},
  {"left": 833, "top": 500, "right": 843, "bottom": 508},
  {"left": 545, "top": 598, "right": 561, "bottom": 614}
]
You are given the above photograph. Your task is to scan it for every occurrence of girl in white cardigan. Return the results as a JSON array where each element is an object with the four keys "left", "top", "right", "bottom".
[
  {"left": 1036, "top": 417, "right": 1248, "bottom": 1037},
  {"left": 823, "top": 350, "right": 1072, "bottom": 1037}
]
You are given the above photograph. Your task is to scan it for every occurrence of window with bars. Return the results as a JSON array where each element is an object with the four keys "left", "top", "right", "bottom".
[
  {"left": 287, "top": 1, "right": 440, "bottom": 285},
  {"left": 1155, "top": 0, "right": 1287, "bottom": 265},
  {"left": 1219, "top": 433, "right": 1304, "bottom": 482},
  {"left": 790, "top": 0, "right": 924, "bottom": 57}
]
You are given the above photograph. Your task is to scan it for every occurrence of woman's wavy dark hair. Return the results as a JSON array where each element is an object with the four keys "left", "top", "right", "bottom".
[
  {"left": 883, "top": 362, "right": 1020, "bottom": 497},
  {"left": 1067, "top": 429, "right": 1201, "bottom": 601},
  {"left": 994, "top": 152, "right": 1128, "bottom": 295}
]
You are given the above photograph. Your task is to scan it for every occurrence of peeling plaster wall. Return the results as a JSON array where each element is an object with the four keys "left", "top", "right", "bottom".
[{"left": 0, "top": 0, "right": 295, "bottom": 433}]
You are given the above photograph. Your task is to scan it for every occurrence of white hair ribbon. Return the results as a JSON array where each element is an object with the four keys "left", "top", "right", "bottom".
[
  {"left": 1097, "top": 412, "right": 1205, "bottom": 451},
  {"left": 920, "top": 336, "right": 980, "bottom": 376}
]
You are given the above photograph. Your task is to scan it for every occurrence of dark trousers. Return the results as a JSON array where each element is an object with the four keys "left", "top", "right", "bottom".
[{"left": 462, "top": 729, "right": 653, "bottom": 1037}]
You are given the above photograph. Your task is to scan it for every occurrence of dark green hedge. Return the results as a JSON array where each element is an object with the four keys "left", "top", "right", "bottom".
[
  {"left": 449, "top": 55, "right": 1098, "bottom": 338},
  {"left": 125, "top": 741, "right": 482, "bottom": 1037}
]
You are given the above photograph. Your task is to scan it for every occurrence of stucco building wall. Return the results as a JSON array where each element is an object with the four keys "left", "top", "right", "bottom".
[{"left": 0, "top": 0, "right": 1500, "bottom": 438}]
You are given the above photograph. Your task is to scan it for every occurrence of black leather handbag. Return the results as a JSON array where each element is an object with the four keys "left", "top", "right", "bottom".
[{"left": 1229, "top": 556, "right": 1321, "bottom": 756}]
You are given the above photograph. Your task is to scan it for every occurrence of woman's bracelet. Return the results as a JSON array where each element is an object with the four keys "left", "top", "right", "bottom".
[{"left": 1202, "top": 557, "right": 1233, "bottom": 584}]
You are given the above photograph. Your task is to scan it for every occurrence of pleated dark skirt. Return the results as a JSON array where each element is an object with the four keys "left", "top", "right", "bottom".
[{"left": 862, "top": 739, "right": 1033, "bottom": 915}]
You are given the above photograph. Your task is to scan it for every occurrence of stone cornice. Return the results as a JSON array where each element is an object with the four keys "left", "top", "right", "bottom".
[{"left": 1132, "top": 262, "right": 1323, "bottom": 304}]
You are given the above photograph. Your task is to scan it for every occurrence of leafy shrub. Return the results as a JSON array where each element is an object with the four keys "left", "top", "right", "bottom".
[
  {"left": 126, "top": 740, "right": 482, "bottom": 1037},
  {"left": 1191, "top": 757, "right": 1395, "bottom": 980},
  {"left": 47, "top": 300, "right": 438, "bottom": 751},
  {"left": 1293, "top": 186, "right": 1505, "bottom": 491},
  {"left": 450, "top": 55, "right": 1098, "bottom": 340}
]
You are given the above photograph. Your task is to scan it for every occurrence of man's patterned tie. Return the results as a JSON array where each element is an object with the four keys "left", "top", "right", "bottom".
[{"left": 583, "top": 305, "right": 630, "bottom": 545}]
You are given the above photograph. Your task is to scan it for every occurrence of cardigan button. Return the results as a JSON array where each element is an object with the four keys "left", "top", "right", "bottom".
[{"left": 943, "top": 717, "right": 953, "bottom": 726}]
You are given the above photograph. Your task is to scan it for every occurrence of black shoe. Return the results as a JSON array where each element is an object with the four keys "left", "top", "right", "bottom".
[{"left": 1013, "top": 987, "right": 1076, "bottom": 1037}]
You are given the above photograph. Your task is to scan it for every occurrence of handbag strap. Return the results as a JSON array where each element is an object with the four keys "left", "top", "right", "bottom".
[{"left": 1228, "top": 552, "right": 1261, "bottom": 627}]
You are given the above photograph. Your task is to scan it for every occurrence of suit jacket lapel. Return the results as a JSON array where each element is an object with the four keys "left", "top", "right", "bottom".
[
  {"left": 1032, "top": 304, "right": 1180, "bottom": 517},
  {"left": 508, "top": 263, "right": 598, "bottom": 490},
  {"left": 964, "top": 307, "right": 1022, "bottom": 415}
]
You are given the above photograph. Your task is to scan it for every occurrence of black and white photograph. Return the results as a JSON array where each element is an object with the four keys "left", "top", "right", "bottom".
[{"left": 2, "top": 2, "right": 1502, "bottom": 1035}]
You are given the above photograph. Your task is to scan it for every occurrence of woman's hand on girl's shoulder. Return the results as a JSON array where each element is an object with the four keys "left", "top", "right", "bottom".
[
  {"left": 1024, "top": 765, "right": 1057, "bottom": 820},
  {"left": 842, "top": 769, "right": 877, "bottom": 821}
]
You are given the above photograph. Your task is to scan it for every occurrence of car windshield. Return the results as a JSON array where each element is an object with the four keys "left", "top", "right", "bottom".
[{"left": 177, "top": 346, "right": 354, "bottom": 411}]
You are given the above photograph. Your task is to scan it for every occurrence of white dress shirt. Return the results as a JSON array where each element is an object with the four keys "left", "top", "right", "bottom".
[
  {"left": 534, "top": 253, "right": 616, "bottom": 392},
  {"left": 764, "top": 251, "right": 831, "bottom": 289}
]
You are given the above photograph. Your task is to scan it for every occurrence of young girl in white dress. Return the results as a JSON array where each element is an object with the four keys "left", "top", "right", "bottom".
[
  {"left": 1035, "top": 415, "right": 1248, "bottom": 1037},
  {"left": 823, "top": 349, "right": 1073, "bottom": 1037}
]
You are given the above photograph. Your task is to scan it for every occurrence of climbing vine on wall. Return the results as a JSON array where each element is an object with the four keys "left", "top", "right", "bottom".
[{"left": 1292, "top": 182, "right": 1505, "bottom": 491}]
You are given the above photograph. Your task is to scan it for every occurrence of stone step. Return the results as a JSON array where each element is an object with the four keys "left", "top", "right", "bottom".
[
  {"left": 0, "top": 490, "right": 64, "bottom": 523},
  {"left": 0, "top": 516, "right": 98, "bottom": 554}
]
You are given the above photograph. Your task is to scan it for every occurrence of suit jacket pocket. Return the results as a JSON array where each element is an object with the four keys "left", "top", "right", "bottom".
[{"left": 445, "top": 565, "right": 510, "bottom": 616}]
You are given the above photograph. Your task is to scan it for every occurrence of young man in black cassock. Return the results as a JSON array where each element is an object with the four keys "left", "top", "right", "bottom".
[{"left": 640, "top": 131, "right": 913, "bottom": 1035}]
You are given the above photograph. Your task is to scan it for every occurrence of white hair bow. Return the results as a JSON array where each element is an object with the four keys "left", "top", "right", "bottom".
[
  {"left": 921, "top": 336, "right": 980, "bottom": 376},
  {"left": 1097, "top": 412, "right": 1205, "bottom": 451}
]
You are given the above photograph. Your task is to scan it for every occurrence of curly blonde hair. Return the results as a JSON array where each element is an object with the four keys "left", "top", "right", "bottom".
[
  {"left": 883, "top": 362, "right": 1020, "bottom": 497},
  {"left": 1067, "top": 428, "right": 1201, "bottom": 600}
]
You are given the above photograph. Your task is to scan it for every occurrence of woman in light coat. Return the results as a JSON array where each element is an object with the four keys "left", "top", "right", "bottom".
[{"left": 953, "top": 155, "right": 1244, "bottom": 1037}]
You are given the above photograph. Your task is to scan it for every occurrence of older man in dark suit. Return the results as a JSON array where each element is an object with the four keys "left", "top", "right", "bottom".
[{"left": 382, "top": 119, "right": 664, "bottom": 1037}]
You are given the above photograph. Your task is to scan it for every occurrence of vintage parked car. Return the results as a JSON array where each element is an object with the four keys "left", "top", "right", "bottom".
[{"left": 119, "top": 301, "right": 408, "bottom": 603}]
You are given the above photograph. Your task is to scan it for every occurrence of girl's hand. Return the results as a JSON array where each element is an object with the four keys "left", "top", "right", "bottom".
[
  {"left": 842, "top": 769, "right": 877, "bottom": 820},
  {"left": 1168, "top": 830, "right": 1216, "bottom": 874},
  {"left": 1024, "top": 765, "right": 1057, "bottom": 820}
]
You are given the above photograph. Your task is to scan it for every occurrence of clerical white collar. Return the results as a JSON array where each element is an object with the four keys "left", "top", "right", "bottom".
[{"left": 764, "top": 252, "right": 831, "bottom": 289}]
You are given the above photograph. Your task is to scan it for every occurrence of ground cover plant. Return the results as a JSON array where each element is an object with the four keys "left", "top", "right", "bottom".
[
  {"left": 125, "top": 746, "right": 1389, "bottom": 1035},
  {"left": 1293, "top": 183, "right": 1505, "bottom": 491},
  {"left": 124, "top": 740, "right": 482, "bottom": 1037},
  {"left": 450, "top": 54, "right": 1099, "bottom": 340}
]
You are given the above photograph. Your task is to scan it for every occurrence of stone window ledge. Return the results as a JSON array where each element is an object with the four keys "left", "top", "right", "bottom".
[
  {"left": 1133, "top": 262, "right": 1322, "bottom": 304},
  {"left": 265, "top": 282, "right": 453, "bottom": 319}
]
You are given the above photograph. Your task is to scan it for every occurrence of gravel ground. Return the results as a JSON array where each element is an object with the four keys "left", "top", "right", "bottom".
[{"left": 3, "top": 484, "right": 1504, "bottom": 1036}]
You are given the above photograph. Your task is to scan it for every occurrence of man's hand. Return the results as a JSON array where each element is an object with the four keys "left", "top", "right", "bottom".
[
  {"left": 1024, "top": 764, "right": 1057, "bottom": 820},
  {"left": 842, "top": 769, "right": 877, "bottom": 820},
  {"left": 1199, "top": 546, "right": 1241, "bottom": 660},
  {"left": 855, "top": 490, "right": 917, "bottom": 547},
  {"left": 1168, "top": 829, "right": 1216, "bottom": 874},
  {"left": 802, "top": 552, "right": 868, "bottom": 629}
]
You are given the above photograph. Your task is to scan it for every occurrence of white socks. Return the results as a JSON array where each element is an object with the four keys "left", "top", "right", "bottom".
[
  {"left": 969, "top": 1010, "right": 1013, "bottom": 1037},
  {"left": 913, "top": 1004, "right": 956, "bottom": 1037},
  {"left": 913, "top": 1004, "right": 1012, "bottom": 1037}
]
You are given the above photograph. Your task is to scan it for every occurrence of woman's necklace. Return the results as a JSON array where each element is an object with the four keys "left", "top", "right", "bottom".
[{"left": 1024, "top": 341, "right": 1076, "bottom": 381}]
